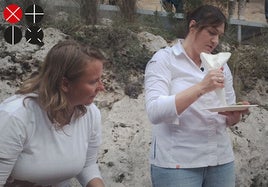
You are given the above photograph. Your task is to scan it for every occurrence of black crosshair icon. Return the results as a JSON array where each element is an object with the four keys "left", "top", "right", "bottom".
[
  {"left": 25, "top": 26, "right": 44, "bottom": 45},
  {"left": 4, "top": 25, "right": 23, "bottom": 45},
  {"left": 24, "top": 4, "right": 44, "bottom": 24},
  {"left": 24, "top": 4, "right": 44, "bottom": 45}
]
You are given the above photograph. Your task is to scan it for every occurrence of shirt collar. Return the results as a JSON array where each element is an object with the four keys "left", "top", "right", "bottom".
[{"left": 171, "top": 39, "right": 185, "bottom": 56}]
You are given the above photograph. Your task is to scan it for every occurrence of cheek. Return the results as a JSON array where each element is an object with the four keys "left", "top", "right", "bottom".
[
  {"left": 193, "top": 39, "right": 203, "bottom": 50},
  {"left": 84, "top": 85, "right": 96, "bottom": 94},
  {"left": 71, "top": 85, "right": 92, "bottom": 97},
  {"left": 198, "top": 35, "right": 208, "bottom": 43}
]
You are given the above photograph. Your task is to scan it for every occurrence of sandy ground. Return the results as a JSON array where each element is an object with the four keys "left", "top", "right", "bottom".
[
  {"left": 137, "top": 0, "right": 162, "bottom": 11},
  {"left": 137, "top": 0, "right": 267, "bottom": 23}
]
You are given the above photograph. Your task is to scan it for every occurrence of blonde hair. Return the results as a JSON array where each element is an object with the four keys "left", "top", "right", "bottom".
[{"left": 16, "top": 40, "right": 107, "bottom": 127}]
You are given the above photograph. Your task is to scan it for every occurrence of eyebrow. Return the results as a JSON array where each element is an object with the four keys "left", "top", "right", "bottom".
[{"left": 209, "top": 27, "right": 224, "bottom": 35}]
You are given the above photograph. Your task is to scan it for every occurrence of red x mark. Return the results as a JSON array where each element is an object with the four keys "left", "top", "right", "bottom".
[{"left": 3, "top": 4, "right": 23, "bottom": 24}]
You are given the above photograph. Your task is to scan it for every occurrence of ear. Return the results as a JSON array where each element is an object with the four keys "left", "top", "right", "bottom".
[
  {"left": 61, "top": 77, "right": 70, "bottom": 93},
  {"left": 189, "top": 20, "right": 197, "bottom": 31}
]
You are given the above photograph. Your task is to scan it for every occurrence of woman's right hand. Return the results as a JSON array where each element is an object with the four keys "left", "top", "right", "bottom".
[{"left": 199, "top": 68, "right": 225, "bottom": 94}]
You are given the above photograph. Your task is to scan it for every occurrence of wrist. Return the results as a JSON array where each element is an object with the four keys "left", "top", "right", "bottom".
[{"left": 196, "top": 83, "right": 206, "bottom": 98}]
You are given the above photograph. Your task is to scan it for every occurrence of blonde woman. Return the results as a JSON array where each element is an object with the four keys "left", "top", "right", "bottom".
[{"left": 0, "top": 40, "right": 106, "bottom": 187}]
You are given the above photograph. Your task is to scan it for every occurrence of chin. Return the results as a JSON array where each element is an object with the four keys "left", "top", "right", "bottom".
[
  {"left": 203, "top": 49, "right": 212, "bottom": 54},
  {"left": 85, "top": 99, "right": 94, "bottom": 106},
  {"left": 85, "top": 100, "right": 93, "bottom": 104}
]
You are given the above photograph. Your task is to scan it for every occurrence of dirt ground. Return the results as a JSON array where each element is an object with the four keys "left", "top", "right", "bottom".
[{"left": 137, "top": 0, "right": 267, "bottom": 23}]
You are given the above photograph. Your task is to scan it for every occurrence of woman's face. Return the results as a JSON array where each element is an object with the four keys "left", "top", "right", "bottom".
[
  {"left": 193, "top": 23, "right": 225, "bottom": 54},
  {"left": 63, "top": 60, "right": 104, "bottom": 107}
]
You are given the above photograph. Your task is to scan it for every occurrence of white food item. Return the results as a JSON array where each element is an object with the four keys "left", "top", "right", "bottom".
[{"left": 200, "top": 52, "right": 231, "bottom": 106}]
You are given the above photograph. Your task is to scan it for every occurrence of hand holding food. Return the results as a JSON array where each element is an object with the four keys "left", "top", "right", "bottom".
[{"left": 200, "top": 52, "right": 231, "bottom": 106}]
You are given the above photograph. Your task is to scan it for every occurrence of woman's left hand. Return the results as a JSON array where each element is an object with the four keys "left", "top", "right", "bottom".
[
  {"left": 218, "top": 101, "right": 250, "bottom": 126},
  {"left": 86, "top": 178, "right": 105, "bottom": 187}
]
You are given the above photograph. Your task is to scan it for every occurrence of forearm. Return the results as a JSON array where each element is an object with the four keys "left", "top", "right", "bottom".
[
  {"left": 175, "top": 83, "right": 206, "bottom": 114},
  {"left": 175, "top": 69, "right": 226, "bottom": 114},
  {"left": 86, "top": 178, "right": 105, "bottom": 187}
]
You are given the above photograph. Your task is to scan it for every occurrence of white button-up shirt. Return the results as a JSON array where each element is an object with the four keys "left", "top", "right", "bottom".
[{"left": 144, "top": 40, "right": 236, "bottom": 168}]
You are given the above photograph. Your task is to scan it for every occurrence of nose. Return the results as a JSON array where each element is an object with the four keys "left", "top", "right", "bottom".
[
  {"left": 212, "top": 35, "right": 219, "bottom": 45},
  {"left": 97, "top": 80, "right": 105, "bottom": 91}
]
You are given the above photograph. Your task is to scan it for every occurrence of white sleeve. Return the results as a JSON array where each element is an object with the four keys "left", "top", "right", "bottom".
[
  {"left": 144, "top": 51, "right": 179, "bottom": 125},
  {"left": 0, "top": 112, "right": 26, "bottom": 186},
  {"left": 76, "top": 106, "right": 102, "bottom": 187}
]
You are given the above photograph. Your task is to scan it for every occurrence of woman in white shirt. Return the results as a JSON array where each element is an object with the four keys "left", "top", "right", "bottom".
[
  {"left": 145, "top": 4, "right": 248, "bottom": 187},
  {"left": 0, "top": 40, "right": 106, "bottom": 187}
]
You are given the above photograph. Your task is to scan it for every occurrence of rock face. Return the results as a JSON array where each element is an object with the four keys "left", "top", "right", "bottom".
[
  {"left": 0, "top": 28, "right": 267, "bottom": 187},
  {"left": 230, "top": 107, "right": 268, "bottom": 187},
  {"left": 137, "top": 31, "right": 168, "bottom": 53},
  {"left": 97, "top": 94, "right": 152, "bottom": 187}
]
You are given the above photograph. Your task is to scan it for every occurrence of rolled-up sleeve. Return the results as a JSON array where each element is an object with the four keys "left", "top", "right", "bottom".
[
  {"left": 76, "top": 107, "right": 102, "bottom": 187},
  {"left": 144, "top": 51, "right": 179, "bottom": 125}
]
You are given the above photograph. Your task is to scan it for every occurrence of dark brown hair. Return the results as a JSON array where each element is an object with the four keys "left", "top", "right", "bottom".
[{"left": 186, "top": 4, "right": 227, "bottom": 34}]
